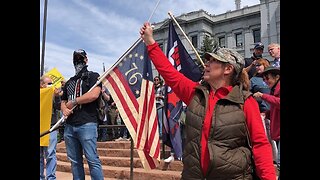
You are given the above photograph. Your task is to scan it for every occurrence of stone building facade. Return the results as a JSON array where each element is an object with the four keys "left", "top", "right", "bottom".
[{"left": 151, "top": 0, "right": 280, "bottom": 75}]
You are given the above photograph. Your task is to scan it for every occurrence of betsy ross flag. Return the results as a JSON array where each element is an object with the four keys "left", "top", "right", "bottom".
[
  {"left": 102, "top": 39, "right": 160, "bottom": 170},
  {"left": 164, "top": 20, "right": 202, "bottom": 159}
]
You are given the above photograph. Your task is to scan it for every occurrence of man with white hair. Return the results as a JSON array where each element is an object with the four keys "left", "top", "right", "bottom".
[{"left": 268, "top": 43, "right": 280, "bottom": 68}]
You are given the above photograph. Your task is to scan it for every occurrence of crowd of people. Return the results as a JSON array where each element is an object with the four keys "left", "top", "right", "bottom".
[{"left": 40, "top": 22, "right": 280, "bottom": 180}]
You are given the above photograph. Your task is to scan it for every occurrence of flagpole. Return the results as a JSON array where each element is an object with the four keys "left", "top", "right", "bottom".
[
  {"left": 147, "top": 0, "right": 161, "bottom": 22},
  {"left": 167, "top": 11, "right": 205, "bottom": 68},
  {"left": 40, "top": 0, "right": 49, "bottom": 76},
  {"left": 99, "top": 0, "right": 162, "bottom": 81}
]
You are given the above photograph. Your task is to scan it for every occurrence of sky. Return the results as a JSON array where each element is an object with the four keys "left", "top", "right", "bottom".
[{"left": 40, "top": 0, "right": 260, "bottom": 80}]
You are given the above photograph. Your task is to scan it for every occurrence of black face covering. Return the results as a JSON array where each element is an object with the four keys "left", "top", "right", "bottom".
[
  {"left": 74, "top": 63, "right": 87, "bottom": 75},
  {"left": 73, "top": 53, "right": 87, "bottom": 75}
]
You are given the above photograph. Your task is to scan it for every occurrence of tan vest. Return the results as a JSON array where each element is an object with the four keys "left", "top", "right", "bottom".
[{"left": 181, "top": 84, "right": 254, "bottom": 180}]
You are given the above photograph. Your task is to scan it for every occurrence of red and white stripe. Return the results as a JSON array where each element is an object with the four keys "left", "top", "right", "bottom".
[{"left": 102, "top": 67, "right": 160, "bottom": 170}]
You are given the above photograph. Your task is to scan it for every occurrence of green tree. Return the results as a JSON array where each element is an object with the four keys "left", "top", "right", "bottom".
[{"left": 199, "top": 35, "right": 218, "bottom": 58}]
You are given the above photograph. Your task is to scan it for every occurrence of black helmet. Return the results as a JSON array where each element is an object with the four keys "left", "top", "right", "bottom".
[
  {"left": 254, "top": 42, "right": 264, "bottom": 50},
  {"left": 73, "top": 49, "right": 87, "bottom": 65}
]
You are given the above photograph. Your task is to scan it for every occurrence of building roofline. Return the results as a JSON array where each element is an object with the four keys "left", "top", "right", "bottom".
[{"left": 152, "top": 4, "right": 260, "bottom": 30}]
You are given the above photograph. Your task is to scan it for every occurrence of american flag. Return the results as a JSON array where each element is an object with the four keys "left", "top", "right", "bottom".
[{"left": 102, "top": 38, "right": 160, "bottom": 170}]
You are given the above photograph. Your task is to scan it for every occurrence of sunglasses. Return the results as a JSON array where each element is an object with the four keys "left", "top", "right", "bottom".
[
  {"left": 154, "top": 79, "right": 159, "bottom": 81},
  {"left": 47, "top": 82, "right": 53, "bottom": 85},
  {"left": 255, "top": 64, "right": 262, "bottom": 67}
]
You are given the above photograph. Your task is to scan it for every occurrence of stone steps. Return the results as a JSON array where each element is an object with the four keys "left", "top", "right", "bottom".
[
  {"left": 57, "top": 160, "right": 181, "bottom": 180},
  {"left": 56, "top": 153, "right": 183, "bottom": 171},
  {"left": 56, "top": 141, "right": 183, "bottom": 179}
]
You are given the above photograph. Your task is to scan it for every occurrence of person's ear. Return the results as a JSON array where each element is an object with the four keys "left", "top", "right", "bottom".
[{"left": 224, "top": 64, "right": 234, "bottom": 75}]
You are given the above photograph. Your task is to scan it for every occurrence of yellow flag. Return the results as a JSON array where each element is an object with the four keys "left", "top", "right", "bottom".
[
  {"left": 40, "top": 87, "right": 54, "bottom": 146},
  {"left": 45, "top": 67, "right": 65, "bottom": 88}
]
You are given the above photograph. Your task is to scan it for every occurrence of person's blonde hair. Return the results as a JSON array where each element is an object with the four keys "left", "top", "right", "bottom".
[
  {"left": 40, "top": 75, "right": 51, "bottom": 88},
  {"left": 40, "top": 75, "right": 50, "bottom": 84}
]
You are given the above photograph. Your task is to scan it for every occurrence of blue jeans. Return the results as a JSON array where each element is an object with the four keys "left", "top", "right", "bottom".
[
  {"left": 64, "top": 122, "right": 104, "bottom": 180},
  {"left": 157, "top": 106, "right": 163, "bottom": 137},
  {"left": 40, "top": 130, "right": 58, "bottom": 180}
]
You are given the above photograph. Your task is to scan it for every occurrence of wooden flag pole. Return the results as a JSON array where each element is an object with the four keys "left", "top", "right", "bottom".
[
  {"left": 148, "top": 0, "right": 161, "bottom": 22},
  {"left": 168, "top": 11, "right": 205, "bottom": 68}
]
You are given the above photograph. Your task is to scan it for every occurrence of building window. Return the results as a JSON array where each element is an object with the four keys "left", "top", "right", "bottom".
[
  {"left": 235, "top": 33, "right": 243, "bottom": 47},
  {"left": 219, "top": 37, "right": 225, "bottom": 48},
  {"left": 191, "top": 35, "right": 198, "bottom": 48},
  {"left": 253, "top": 29, "right": 261, "bottom": 43}
]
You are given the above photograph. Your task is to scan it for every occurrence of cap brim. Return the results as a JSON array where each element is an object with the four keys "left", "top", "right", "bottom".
[
  {"left": 259, "top": 68, "right": 280, "bottom": 77},
  {"left": 204, "top": 52, "right": 228, "bottom": 63}
]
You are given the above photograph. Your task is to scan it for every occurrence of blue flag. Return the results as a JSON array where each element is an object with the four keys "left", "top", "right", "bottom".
[
  {"left": 164, "top": 20, "right": 202, "bottom": 159},
  {"left": 167, "top": 21, "right": 202, "bottom": 82}
]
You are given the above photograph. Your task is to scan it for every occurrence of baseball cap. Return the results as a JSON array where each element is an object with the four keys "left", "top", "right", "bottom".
[
  {"left": 73, "top": 49, "right": 87, "bottom": 58},
  {"left": 204, "top": 48, "right": 245, "bottom": 75},
  {"left": 254, "top": 42, "right": 264, "bottom": 50},
  {"left": 73, "top": 49, "right": 87, "bottom": 65}
]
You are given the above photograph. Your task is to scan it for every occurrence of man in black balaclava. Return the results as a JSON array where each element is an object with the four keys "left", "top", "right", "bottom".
[{"left": 60, "top": 49, "right": 104, "bottom": 179}]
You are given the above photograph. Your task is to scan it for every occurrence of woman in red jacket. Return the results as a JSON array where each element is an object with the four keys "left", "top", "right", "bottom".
[
  {"left": 140, "top": 22, "right": 276, "bottom": 180},
  {"left": 253, "top": 67, "right": 280, "bottom": 178}
]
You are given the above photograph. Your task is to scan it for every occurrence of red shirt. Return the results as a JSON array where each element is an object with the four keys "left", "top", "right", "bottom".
[
  {"left": 147, "top": 42, "right": 276, "bottom": 180},
  {"left": 262, "top": 81, "right": 280, "bottom": 141},
  {"left": 201, "top": 86, "right": 233, "bottom": 175}
]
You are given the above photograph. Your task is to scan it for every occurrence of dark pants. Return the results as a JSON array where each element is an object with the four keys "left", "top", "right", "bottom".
[
  {"left": 107, "top": 108, "right": 119, "bottom": 140},
  {"left": 58, "top": 124, "right": 65, "bottom": 142},
  {"left": 118, "top": 116, "right": 130, "bottom": 139},
  {"left": 98, "top": 120, "right": 108, "bottom": 141}
]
